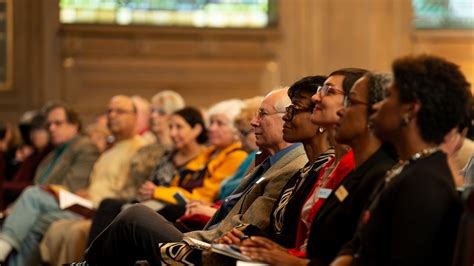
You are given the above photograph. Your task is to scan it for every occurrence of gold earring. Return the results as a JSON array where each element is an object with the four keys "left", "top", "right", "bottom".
[
  {"left": 318, "top": 128, "right": 325, "bottom": 133},
  {"left": 401, "top": 114, "right": 410, "bottom": 127}
]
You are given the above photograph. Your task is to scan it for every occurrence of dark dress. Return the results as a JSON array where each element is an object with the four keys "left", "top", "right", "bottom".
[
  {"left": 306, "top": 146, "right": 396, "bottom": 265},
  {"left": 340, "top": 151, "right": 462, "bottom": 266}
]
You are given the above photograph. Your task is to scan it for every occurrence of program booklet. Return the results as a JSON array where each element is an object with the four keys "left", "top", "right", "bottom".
[{"left": 58, "top": 189, "right": 95, "bottom": 218}]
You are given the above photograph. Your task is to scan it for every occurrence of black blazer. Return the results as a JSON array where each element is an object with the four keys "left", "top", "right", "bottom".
[
  {"left": 307, "top": 146, "right": 396, "bottom": 266},
  {"left": 349, "top": 151, "right": 462, "bottom": 266}
]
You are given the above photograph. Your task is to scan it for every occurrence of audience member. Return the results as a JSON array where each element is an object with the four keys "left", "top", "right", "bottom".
[
  {"left": 239, "top": 72, "right": 396, "bottom": 265},
  {"left": 3, "top": 96, "right": 144, "bottom": 266},
  {"left": 1, "top": 112, "right": 53, "bottom": 208},
  {"left": 178, "top": 96, "right": 264, "bottom": 230},
  {"left": 332, "top": 55, "right": 471, "bottom": 266},
  {"left": 82, "top": 88, "right": 307, "bottom": 265},
  {"left": 0, "top": 103, "right": 101, "bottom": 263}
]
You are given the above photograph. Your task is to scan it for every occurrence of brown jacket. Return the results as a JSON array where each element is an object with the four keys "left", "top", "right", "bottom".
[
  {"left": 185, "top": 144, "right": 307, "bottom": 242},
  {"left": 34, "top": 136, "right": 99, "bottom": 192}
]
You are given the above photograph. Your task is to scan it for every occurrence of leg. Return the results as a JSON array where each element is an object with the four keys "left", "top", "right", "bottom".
[
  {"left": 85, "top": 204, "right": 184, "bottom": 266},
  {"left": 8, "top": 210, "right": 79, "bottom": 266},
  {"left": 87, "top": 198, "right": 127, "bottom": 245},
  {"left": 0, "top": 186, "right": 60, "bottom": 250},
  {"left": 41, "top": 219, "right": 91, "bottom": 266}
]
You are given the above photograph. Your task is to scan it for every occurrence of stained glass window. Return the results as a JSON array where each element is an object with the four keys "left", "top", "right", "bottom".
[
  {"left": 413, "top": 0, "right": 474, "bottom": 29},
  {"left": 59, "top": 0, "right": 274, "bottom": 28}
]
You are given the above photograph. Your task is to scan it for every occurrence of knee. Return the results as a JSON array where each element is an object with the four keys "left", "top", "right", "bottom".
[
  {"left": 116, "top": 204, "right": 154, "bottom": 225},
  {"left": 97, "top": 198, "right": 125, "bottom": 212},
  {"left": 21, "top": 186, "right": 39, "bottom": 199}
]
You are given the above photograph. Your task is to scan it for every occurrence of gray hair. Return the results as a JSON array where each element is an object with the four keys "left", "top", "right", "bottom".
[
  {"left": 365, "top": 72, "right": 392, "bottom": 114},
  {"left": 207, "top": 99, "right": 244, "bottom": 128},
  {"left": 151, "top": 90, "right": 185, "bottom": 115}
]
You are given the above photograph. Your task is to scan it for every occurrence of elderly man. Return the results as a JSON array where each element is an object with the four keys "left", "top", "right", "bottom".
[
  {"left": 3, "top": 95, "right": 146, "bottom": 266},
  {"left": 0, "top": 103, "right": 100, "bottom": 262},
  {"left": 81, "top": 88, "right": 308, "bottom": 265}
]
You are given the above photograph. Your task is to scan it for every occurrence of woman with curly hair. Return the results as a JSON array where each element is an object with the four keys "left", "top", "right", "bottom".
[{"left": 332, "top": 55, "right": 472, "bottom": 266}]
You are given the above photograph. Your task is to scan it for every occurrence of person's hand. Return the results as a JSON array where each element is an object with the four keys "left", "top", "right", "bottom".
[
  {"left": 184, "top": 200, "right": 216, "bottom": 216},
  {"left": 137, "top": 181, "right": 157, "bottom": 202},
  {"left": 15, "top": 145, "right": 33, "bottom": 162},
  {"left": 330, "top": 255, "right": 353, "bottom": 266},
  {"left": 214, "top": 228, "right": 245, "bottom": 245},
  {"left": 239, "top": 236, "right": 308, "bottom": 266}
]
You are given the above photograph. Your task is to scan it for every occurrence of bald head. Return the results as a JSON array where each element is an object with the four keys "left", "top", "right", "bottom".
[
  {"left": 267, "top": 88, "right": 291, "bottom": 113},
  {"left": 250, "top": 87, "right": 292, "bottom": 155},
  {"left": 107, "top": 95, "right": 137, "bottom": 141}
]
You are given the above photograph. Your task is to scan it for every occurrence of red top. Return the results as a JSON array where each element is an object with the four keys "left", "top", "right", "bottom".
[{"left": 289, "top": 150, "right": 355, "bottom": 257}]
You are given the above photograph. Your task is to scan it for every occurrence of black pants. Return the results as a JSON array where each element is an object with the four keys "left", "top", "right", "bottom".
[
  {"left": 88, "top": 198, "right": 187, "bottom": 246},
  {"left": 85, "top": 204, "right": 184, "bottom": 265}
]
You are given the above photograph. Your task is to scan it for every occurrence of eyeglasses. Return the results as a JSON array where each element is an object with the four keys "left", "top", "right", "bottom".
[
  {"left": 317, "top": 85, "right": 345, "bottom": 97},
  {"left": 254, "top": 109, "right": 285, "bottom": 119},
  {"left": 150, "top": 108, "right": 166, "bottom": 116},
  {"left": 285, "top": 104, "right": 315, "bottom": 120},
  {"left": 46, "top": 120, "right": 67, "bottom": 128},
  {"left": 343, "top": 95, "right": 369, "bottom": 108}
]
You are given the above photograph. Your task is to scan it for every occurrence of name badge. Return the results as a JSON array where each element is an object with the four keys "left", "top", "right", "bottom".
[
  {"left": 317, "top": 188, "right": 332, "bottom": 199},
  {"left": 335, "top": 185, "right": 349, "bottom": 202}
]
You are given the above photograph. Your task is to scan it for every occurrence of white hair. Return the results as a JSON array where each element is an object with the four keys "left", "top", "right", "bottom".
[
  {"left": 151, "top": 90, "right": 185, "bottom": 115},
  {"left": 207, "top": 99, "right": 244, "bottom": 127},
  {"left": 268, "top": 87, "right": 291, "bottom": 113}
]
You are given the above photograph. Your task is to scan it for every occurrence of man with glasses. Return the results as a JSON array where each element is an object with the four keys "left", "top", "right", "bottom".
[
  {"left": 80, "top": 88, "right": 308, "bottom": 266},
  {"left": 0, "top": 96, "right": 147, "bottom": 265},
  {"left": 35, "top": 103, "right": 100, "bottom": 191},
  {"left": 0, "top": 103, "right": 100, "bottom": 262}
]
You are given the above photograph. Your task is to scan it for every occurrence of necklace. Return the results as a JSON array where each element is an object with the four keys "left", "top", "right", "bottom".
[{"left": 384, "top": 146, "right": 440, "bottom": 184}]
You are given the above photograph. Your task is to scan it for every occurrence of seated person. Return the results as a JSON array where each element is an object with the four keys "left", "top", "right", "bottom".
[
  {"left": 80, "top": 88, "right": 308, "bottom": 265},
  {"left": 0, "top": 96, "right": 144, "bottom": 265},
  {"left": 238, "top": 72, "right": 396, "bottom": 265},
  {"left": 87, "top": 100, "right": 247, "bottom": 241},
  {"left": 40, "top": 102, "right": 248, "bottom": 265},
  {"left": 333, "top": 55, "right": 470, "bottom": 266},
  {"left": 38, "top": 94, "right": 185, "bottom": 266},
  {"left": 2, "top": 112, "right": 53, "bottom": 208},
  {"left": 178, "top": 96, "right": 263, "bottom": 231}
]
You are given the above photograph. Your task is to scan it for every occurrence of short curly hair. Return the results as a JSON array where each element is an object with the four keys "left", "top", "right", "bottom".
[{"left": 392, "top": 54, "right": 472, "bottom": 144}]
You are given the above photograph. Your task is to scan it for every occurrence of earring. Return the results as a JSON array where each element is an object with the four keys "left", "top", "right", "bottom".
[
  {"left": 401, "top": 114, "right": 410, "bottom": 127},
  {"left": 367, "top": 121, "right": 373, "bottom": 130},
  {"left": 318, "top": 128, "right": 325, "bottom": 133}
]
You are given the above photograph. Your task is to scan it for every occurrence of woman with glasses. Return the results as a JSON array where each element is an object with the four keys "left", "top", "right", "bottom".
[
  {"left": 220, "top": 69, "right": 365, "bottom": 265},
  {"left": 238, "top": 72, "right": 398, "bottom": 266},
  {"left": 331, "top": 55, "right": 471, "bottom": 266},
  {"left": 213, "top": 75, "right": 335, "bottom": 249}
]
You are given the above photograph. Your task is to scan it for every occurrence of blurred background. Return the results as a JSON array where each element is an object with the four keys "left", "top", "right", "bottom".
[{"left": 0, "top": 0, "right": 473, "bottom": 123}]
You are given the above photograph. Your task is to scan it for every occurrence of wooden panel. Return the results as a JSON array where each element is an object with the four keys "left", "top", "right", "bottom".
[{"left": 413, "top": 30, "right": 474, "bottom": 92}]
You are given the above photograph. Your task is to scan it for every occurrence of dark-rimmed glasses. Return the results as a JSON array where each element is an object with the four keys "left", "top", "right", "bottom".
[{"left": 285, "top": 104, "right": 315, "bottom": 120}]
